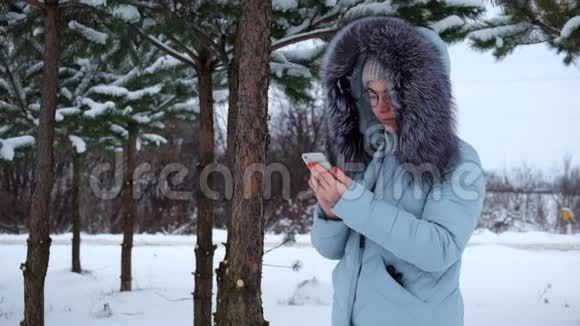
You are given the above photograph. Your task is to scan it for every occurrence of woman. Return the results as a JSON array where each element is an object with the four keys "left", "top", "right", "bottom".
[{"left": 308, "top": 17, "right": 486, "bottom": 326}]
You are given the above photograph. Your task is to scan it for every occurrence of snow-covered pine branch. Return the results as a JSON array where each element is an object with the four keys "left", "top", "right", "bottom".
[
  {"left": 468, "top": 22, "right": 530, "bottom": 42},
  {"left": 556, "top": 16, "right": 580, "bottom": 42},
  {"left": 68, "top": 20, "right": 108, "bottom": 45},
  {"left": 431, "top": 15, "right": 465, "bottom": 33},
  {"left": 0, "top": 135, "right": 34, "bottom": 161},
  {"left": 82, "top": 98, "right": 115, "bottom": 118},
  {"left": 68, "top": 135, "right": 86, "bottom": 153},
  {"left": 112, "top": 4, "right": 141, "bottom": 23},
  {"left": 469, "top": 1, "right": 580, "bottom": 65}
]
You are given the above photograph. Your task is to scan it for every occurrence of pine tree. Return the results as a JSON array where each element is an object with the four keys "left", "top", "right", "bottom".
[
  {"left": 54, "top": 4, "right": 123, "bottom": 274},
  {"left": 1, "top": 1, "right": 105, "bottom": 273},
  {"left": 56, "top": 55, "right": 118, "bottom": 274},
  {"left": 75, "top": 31, "right": 196, "bottom": 291},
  {"left": 468, "top": 0, "right": 580, "bottom": 66},
  {"left": 89, "top": 4, "right": 229, "bottom": 320},
  {"left": 1, "top": 1, "right": 62, "bottom": 325},
  {"left": 1, "top": 0, "right": 186, "bottom": 322},
  {"left": 30, "top": 0, "right": 198, "bottom": 287}
]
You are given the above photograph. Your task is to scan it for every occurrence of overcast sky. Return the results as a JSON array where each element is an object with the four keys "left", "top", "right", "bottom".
[{"left": 449, "top": 42, "right": 580, "bottom": 176}]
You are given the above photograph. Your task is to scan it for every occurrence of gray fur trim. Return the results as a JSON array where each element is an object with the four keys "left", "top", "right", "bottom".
[{"left": 320, "top": 16, "right": 458, "bottom": 177}]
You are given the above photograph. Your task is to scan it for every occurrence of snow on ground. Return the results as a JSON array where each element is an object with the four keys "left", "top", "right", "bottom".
[
  {"left": 470, "top": 229, "right": 580, "bottom": 250},
  {"left": 1, "top": 231, "right": 579, "bottom": 325},
  {"left": 2, "top": 229, "right": 580, "bottom": 249}
]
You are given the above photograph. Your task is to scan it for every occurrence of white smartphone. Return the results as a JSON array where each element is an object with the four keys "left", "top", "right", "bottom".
[{"left": 302, "top": 152, "right": 332, "bottom": 170}]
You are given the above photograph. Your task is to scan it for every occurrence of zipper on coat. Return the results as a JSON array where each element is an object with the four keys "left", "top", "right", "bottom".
[{"left": 359, "top": 235, "right": 365, "bottom": 249}]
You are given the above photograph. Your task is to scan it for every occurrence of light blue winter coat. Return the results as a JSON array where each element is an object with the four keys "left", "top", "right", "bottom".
[{"left": 311, "top": 17, "right": 487, "bottom": 326}]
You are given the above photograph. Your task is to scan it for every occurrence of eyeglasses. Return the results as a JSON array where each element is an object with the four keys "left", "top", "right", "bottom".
[{"left": 367, "top": 89, "right": 391, "bottom": 107}]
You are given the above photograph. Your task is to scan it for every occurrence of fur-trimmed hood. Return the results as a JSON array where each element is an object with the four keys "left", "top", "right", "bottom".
[{"left": 321, "top": 16, "right": 458, "bottom": 178}]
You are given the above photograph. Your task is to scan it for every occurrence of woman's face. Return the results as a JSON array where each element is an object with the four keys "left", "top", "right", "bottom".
[{"left": 367, "top": 80, "right": 398, "bottom": 134}]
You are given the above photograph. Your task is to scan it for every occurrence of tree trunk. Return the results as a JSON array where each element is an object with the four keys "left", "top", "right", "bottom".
[
  {"left": 214, "top": 0, "right": 272, "bottom": 325},
  {"left": 21, "top": 2, "right": 60, "bottom": 326},
  {"left": 120, "top": 124, "right": 138, "bottom": 291},
  {"left": 224, "top": 41, "right": 240, "bottom": 231},
  {"left": 71, "top": 151, "right": 82, "bottom": 273},
  {"left": 194, "top": 49, "right": 216, "bottom": 326},
  {"left": 215, "top": 23, "right": 239, "bottom": 326}
]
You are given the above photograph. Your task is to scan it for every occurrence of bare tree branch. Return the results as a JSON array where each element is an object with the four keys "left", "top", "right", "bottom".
[
  {"left": 529, "top": 18, "right": 561, "bottom": 36},
  {"left": 131, "top": 26, "right": 198, "bottom": 68},
  {"left": 155, "top": 3, "right": 229, "bottom": 66},
  {"left": 163, "top": 33, "right": 201, "bottom": 67},
  {"left": 59, "top": 0, "right": 84, "bottom": 9},
  {"left": 272, "top": 27, "right": 338, "bottom": 52}
]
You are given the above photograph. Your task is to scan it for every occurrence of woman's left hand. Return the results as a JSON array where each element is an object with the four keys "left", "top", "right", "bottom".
[{"left": 308, "top": 163, "right": 353, "bottom": 208}]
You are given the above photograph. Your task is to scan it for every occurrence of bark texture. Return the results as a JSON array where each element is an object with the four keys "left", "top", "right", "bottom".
[
  {"left": 71, "top": 151, "right": 82, "bottom": 273},
  {"left": 120, "top": 124, "right": 138, "bottom": 292},
  {"left": 194, "top": 49, "right": 217, "bottom": 326},
  {"left": 214, "top": 0, "right": 272, "bottom": 325},
  {"left": 21, "top": 1, "right": 60, "bottom": 325}
]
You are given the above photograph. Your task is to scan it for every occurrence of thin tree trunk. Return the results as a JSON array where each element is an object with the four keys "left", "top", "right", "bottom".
[
  {"left": 194, "top": 49, "right": 216, "bottom": 326},
  {"left": 120, "top": 124, "right": 138, "bottom": 291},
  {"left": 21, "top": 2, "right": 60, "bottom": 325},
  {"left": 71, "top": 151, "right": 82, "bottom": 273},
  {"left": 214, "top": 0, "right": 272, "bottom": 325},
  {"left": 224, "top": 45, "right": 240, "bottom": 231},
  {"left": 215, "top": 26, "right": 239, "bottom": 326}
]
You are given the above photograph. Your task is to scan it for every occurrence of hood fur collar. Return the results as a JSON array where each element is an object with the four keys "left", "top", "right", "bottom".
[{"left": 320, "top": 16, "right": 458, "bottom": 178}]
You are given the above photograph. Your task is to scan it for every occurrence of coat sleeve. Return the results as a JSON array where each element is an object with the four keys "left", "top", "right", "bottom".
[
  {"left": 310, "top": 204, "right": 351, "bottom": 260},
  {"left": 331, "top": 159, "right": 486, "bottom": 272}
]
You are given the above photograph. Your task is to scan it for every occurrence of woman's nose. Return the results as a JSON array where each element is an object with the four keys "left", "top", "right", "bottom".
[{"left": 375, "top": 100, "right": 391, "bottom": 113}]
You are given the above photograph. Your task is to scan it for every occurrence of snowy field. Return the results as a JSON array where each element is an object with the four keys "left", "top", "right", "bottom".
[{"left": 1, "top": 230, "right": 580, "bottom": 326}]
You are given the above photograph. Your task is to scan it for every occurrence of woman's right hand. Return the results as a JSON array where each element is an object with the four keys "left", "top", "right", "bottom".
[{"left": 308, "top": 174, "right": 342, "bottom": 220}]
